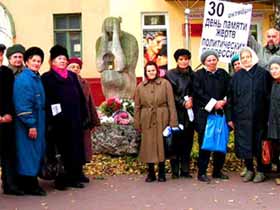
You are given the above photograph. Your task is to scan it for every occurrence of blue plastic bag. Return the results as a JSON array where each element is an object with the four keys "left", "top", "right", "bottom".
[{"left": 201, "top": 114, "right": 229, "bottom": 153}]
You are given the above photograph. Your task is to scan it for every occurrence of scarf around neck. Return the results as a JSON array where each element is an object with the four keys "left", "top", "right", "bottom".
[{"left": 52, "top": 65, "right": 68, "bottom": 79}]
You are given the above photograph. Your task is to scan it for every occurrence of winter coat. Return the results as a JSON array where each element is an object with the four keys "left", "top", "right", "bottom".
[
  {"left": 268, "top": 82, "right": 280, "bottom": 140},
  {"left": 134, "top": 77, "right": 178, "bottom": 163},
  {"left": 193, "top": 68, "right": 230, "bottom": 135},
  {"left": 13, "top": 68, "right": 46, "bottom": 176},
  {"left": 41, "top": 70, "right": 87, "bottom": 171},
  {"left": 165, "top": 67, "right": 193, "bottom": 127},
  {"left": 78, "top": 76, "right": 100, "bottom": 162},
  {"left": 227, "top": 64, "right": 272, "bottom": 159},
  {"left": 0, "top": 66, "right": 15, "bottom": 162}
]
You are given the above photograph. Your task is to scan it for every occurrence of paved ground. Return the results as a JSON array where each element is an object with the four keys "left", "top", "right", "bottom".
[{"left": 1, "top": 172, "right": 280, "bottom": 210}]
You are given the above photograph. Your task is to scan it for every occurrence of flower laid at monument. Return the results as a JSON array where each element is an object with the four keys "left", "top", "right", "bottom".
[{"left": 98, "top": 97, "right": 134, "bottom": 125}]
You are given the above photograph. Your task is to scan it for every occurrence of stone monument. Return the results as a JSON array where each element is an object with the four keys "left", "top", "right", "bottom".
[{"left": 96, "top": 17, "right": 139, "bottom": 99}]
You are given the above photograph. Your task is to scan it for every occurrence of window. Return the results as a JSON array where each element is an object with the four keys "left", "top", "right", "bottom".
[
  {"left": 53, "top": 14, "right": 82, "bottom": 58},
  {"left": 142, "top": 13, "right": 168, "bottom": 76}
]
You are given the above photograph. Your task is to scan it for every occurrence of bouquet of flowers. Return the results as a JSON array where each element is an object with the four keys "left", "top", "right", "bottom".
[
  {"left": 99, "top": 97, "right": 122, "bottom": 117},
  {"left": 99, "top": 97, "right": 135, "bottom": 125}
]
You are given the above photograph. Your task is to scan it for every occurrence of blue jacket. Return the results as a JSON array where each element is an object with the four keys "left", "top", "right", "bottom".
[{"left": 13, "top": 68, "right": 46, "bottom": 176}]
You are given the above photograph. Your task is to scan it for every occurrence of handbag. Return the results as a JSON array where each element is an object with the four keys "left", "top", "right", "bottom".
[
  {"left": 201, "top": 114, "right": 229, "bottom": 153},
  {"left": 163, "top": 125, "right": 184, "bottom": 158},
  {"left": 262, "top": 140, "right": 272, "bottom": 165},
  {"left": 39, "top": 146, "right": 65, "bottom": 180}
]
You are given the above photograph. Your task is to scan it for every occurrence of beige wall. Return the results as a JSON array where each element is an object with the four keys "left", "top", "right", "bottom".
[
  {"left": 0, "top": 0, "right": 274, "bottom": 77},
  {"left": 1, "top": 0, "right": 110, "bottom": 77}
]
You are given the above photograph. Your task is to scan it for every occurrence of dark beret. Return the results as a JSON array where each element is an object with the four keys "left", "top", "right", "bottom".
[
  {"left": 173, "top": 49, "right": 191, "bottom": 61},
  {"left": 6, "top": 44, "right": 25, "bottom": 58},
  {"left": 50, "top": 44, "right": 69, "bottom": 61},
  {"left": 0, "top": 44, "right": 6, "bottom": 53},
  {"left": 24, "top": 47, "right": 44, "bottom": 63}
]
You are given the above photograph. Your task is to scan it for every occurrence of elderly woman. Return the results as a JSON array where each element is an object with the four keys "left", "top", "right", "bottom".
[
  {"left": 67, "top": 57, "right": 100, "bottom": 182},
  {"left": 227, "top": 47, "right": 271, "bottom": 183},
  {"left": 267, "top": 56, "right": 280, "bottom": 184},
  {"left": 134, "top": 61, "right": 178, "bottom": 182},
  {"left": 231, "top": 54, "right": 241, "bottom": 73},
  {"left": 13, "top": 47, "right": 46, "bottom": 196},
  {"left": 165, "top": 49, "right": 194, "bottom": 179},
  {"left": 193, "top": 50, "right": 230, "bottom": 183},
  {"left": 42, "top": 45, "right": 87, "bottom": 190}
]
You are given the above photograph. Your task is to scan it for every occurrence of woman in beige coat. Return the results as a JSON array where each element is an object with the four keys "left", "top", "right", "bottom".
[{"left": 134, "top": 61, "right": 178, "bottom": 182}]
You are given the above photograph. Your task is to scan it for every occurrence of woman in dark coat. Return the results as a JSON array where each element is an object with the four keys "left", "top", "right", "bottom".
[
  {"left": 165, "top": 49, "right": 194, "bottom": 178},
  {"left": 193, "top": 50, "right": 230, "bottom": 183},
  {"left": 266, "top": 56, "right": 280, "bottom": 184},
  {"left": 134, "top": 61, "right": 178, "bottom": 182},
  {"left": 13, "top": 47, "right": 46, "bottom": 196},
  {"left": 0, "top": 44, "right": 24, "bottom": 195},
  {"left": 42, "top": 45, "right": 87, "bottom": 190},
  {"left": 227, "top": 47, "right": 271, "bottom": 183},
  {"left": 67, "top": 57, "right": 100, "bottom": 182}
]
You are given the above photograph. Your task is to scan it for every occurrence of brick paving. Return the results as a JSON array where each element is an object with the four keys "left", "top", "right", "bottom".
[{"left": 1, "top": 172, "right": 280, "bottom": 210}]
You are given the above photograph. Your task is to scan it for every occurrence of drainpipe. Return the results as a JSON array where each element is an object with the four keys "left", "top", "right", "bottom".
[{"left": 184, "top": 8, "right": 191, "bottom": 50}]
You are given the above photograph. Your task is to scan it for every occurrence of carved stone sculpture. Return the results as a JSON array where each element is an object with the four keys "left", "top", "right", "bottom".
[{"left": 96, "top": 17, "right": 139, "bottom": 99}]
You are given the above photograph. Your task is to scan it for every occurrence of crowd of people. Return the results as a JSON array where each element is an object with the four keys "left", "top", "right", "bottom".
[
  {"left": 135, "top": 27, "right": 280, "bottom": 185},
  {"left": 0, "top": 44, "right": 100, "bottom": 196},
  {"left": 0, "top": 27, "right": 280, "bottom": 197}
]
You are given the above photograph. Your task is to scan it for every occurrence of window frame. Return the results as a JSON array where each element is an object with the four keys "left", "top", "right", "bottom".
[{"left": 53, "top": 13, "right": 82, "bottom": 58}]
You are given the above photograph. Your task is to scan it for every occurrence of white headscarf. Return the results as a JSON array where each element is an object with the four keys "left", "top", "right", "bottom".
[{"left": 239, "top": 47, "right": 259, "bottom": 71}]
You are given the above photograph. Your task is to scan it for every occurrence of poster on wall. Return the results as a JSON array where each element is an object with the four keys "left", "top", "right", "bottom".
[
  {"left": 143, "top": 29, "right": 168, "bottom": 77},
  {"left": 200, "top": 0, "right": 252, "bottom": 63},
  {"left": 0, "top": 4, "right": 14, "bottom": 65}
]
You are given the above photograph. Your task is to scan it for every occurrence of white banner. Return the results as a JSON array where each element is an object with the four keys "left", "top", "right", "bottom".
[{"left": 200, "top": 0, "right": 252, "bottom": 63}]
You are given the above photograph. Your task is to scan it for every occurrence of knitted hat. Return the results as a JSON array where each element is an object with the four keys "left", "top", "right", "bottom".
[
  {"left": 0, "top": 44, "right": 6, "bottom": 53},
  {"left": 68, "top": 57, "right": 83, "bottom": 68},
  {"left": 200, "top": 50, "right": 219, "bottom": 64},
  {"left": 6, "top": 44, "right": 25, "bottom": 58},
  {"left": 231, "top": 54, "right": 239, "bottom": 67},
  {"left": 24, "top": 47, "right": 44, "bottom": 63},
  {"left": 49, "top": 44, "right": 69, "bottom": 61},
  {"left": 173, "top": 49, "right": 191, "bottom": 61},
  {"left": 268, "top": 56, "right": 280, "bottom": 69}
]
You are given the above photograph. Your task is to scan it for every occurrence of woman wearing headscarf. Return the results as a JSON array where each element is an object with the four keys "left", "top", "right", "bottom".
[
  {"left": 227, "top": 47, "right": 272, "bottom": 183},
  {"left": 67, "top": 57, "right": 100, "bottom": 182},
  {"left": 134, "top": 61, "right": 178, "bottom": 182},
  {"left": 193, "top": 50, "right": 230, "bottom": 183},
  {"left": 165, "top": 49, "right": 194, "bottom": 179},
  {"left": 267, "top": 56, "right": 280, "bottom": 185},
  {"left": 13, "top": 47, "right": 46, "bottom": 196},
  {"left": 42, "top": 45, "right": 87, "bottom": 190}
]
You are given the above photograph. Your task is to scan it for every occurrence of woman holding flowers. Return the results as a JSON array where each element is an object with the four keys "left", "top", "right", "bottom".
[{"left": 134, "top": 61, "right": 178, "bottom": 182}]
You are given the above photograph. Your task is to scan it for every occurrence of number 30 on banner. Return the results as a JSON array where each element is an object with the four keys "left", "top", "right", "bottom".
[{"left": 208, "top": 1, "right": 224, "bottom": 17}]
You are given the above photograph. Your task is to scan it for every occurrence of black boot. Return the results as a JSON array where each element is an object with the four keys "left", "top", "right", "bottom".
[
  {"left": 23, "top": 176, "right": 46, "bottom": 196},
  {"left": 170, "top": 159, "right": 179, "bottom": 179},
  {"left": 158, "top": 162, "right": 166, "bottom": 182},
  {"left": 145, "top": 163, "right": 156, "bottom": 182}
]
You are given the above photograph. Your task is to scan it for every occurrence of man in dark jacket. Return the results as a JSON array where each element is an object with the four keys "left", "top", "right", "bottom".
[
  {"left": 165, "top": 49, "right": 194, "bottom": 178},
  {"left": 0, "top": 44, "right": 24, "bottom": 195}
]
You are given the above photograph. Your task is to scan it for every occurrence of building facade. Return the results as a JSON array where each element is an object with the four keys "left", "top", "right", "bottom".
[{"left": 0, "top": 0, "right": 274, "bottom": 103}]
